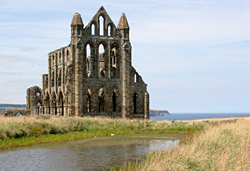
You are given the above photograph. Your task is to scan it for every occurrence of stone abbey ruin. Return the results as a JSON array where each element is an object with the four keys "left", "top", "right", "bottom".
[{"left": 1, "top": 6, "right": 149, "bottom": 118}]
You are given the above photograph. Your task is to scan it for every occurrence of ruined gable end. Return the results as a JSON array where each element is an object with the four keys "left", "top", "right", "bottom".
[{"left": 23, "top": 6, "right": 149, "bottom": 119}]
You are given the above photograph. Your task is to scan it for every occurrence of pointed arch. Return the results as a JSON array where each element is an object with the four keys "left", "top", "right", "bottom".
[
  {"left": 100, "top": 68, "right": 105, "bottom": 78},
  {"left": 85, "top": 86, "right": 94, "bottom": 113},
  {"left": 98, "top": 44, "right": 105, "bottom": 54},
  {"left": 111, "top": 42, "right": 120, "bottom": 78},
  {"left": 98, "top": 41, "right": 107, "bottom": 55},
  {"left": 98, "top": 87, "right": 106, "bottom": 97},
  {"left": 98, "top": 87, "right": 106, "bottom": 112},
  {"left": 37, "top": 101, "right": 42, "bottom": 107},
  {"left": 91, "top": 22, "right": 96, "bottom": 35},
  {"left": 99, "top": 15, "right": 104, "bottom": 36},
  {"left": 85, "top": 41, "right": 94, "bottom": 78},
  {"left": 58, "top": 91, "right": 64, "bottom": 116},
  {"left": 98, "top": 42, "right": 107, "bottom": 78},
  {"left": 86, "top": 44, "right": 91, "bottom": 57},
  {"left": 36, "top": 98, "right": 43, "bottom": 115},
  {"left": 99, "top": 91, "right": 105, "bottom": 112},
  {"left": 134, "top": 73, "right": 138, "bottom": 83},
  {"left": 86, "top": 57, "right": 91, "bottom": 77},
  {"left": 45, "top": 92, "right": 50, "bottom": 114},
  {"left": 108, "top": 24, "right": 113, "bottom": 37}
]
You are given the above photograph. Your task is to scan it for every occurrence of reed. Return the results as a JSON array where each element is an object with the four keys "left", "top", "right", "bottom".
[
  {"left": 110, "top": 117, "right": 250, "bottom": 171},
  {"left": 0, "top": 116, "right": 211, "bottom": 149}
]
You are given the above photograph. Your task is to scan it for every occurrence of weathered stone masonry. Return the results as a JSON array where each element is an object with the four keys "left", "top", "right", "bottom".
[{"left": 26, "top": 6, "right": 150, "bottom": 119}]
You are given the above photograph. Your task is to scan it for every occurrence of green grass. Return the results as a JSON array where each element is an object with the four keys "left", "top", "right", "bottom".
[
  {"left": 0, "top": 117, "right": 214, "bottom": 149},
  {"left": 172, "top": 122, "right": 188, "bottom": 125}
]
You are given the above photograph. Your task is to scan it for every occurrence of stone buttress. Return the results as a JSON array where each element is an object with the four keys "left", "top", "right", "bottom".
[{"left": 25, "top": 6, "right": 150, "bottom": 119}]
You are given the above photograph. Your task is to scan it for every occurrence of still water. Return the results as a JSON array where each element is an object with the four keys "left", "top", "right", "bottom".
[{"left": 0, "top": 134, "right": 185, "bottom": 171}]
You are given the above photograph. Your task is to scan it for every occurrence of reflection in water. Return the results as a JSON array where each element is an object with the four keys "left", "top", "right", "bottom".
[{"left": 0, "top": 134, "right": 185, "bottom": 171}]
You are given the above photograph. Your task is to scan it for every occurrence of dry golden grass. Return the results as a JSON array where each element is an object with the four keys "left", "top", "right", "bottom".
[
  {"left": 0, "top": 116, "right": 155, "bottom": 124},
  {"left": 119, "top": 117, "right": 250, "bottom": 171},
  {"left": 0, "top": 115, "right": 114, "bottom": 124}
]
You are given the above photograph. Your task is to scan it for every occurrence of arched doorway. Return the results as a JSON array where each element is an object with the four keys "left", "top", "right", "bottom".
[
  {"left": 45, "top": 93, "right": 50, "bottom": 114},
  {"left": 99, "top": 91, "right": 105, "bottom": 112},
  {"left": 37, "top": 102, "right": 42, "bottom": 115}
]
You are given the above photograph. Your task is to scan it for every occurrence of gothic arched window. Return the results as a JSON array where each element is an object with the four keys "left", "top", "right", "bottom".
[
  {"left": 99, "top": 16, "right": 104, "bottom": 36},
  {"left": 134, "top": 74, "right": 138, "bottom": 83},
  {"left": 108, "top": 25, "right": 112, "bottom": 36},
  {"left": 91, "top": 23, "right": 95, "bottom": 35},
  {"left": 99, "top": 44, "right": 105, "bottom": 54},
  {"left": 86, "top": 44, "right": 91, "bottom": 77},
  {"left": 99, "top": 91, "right": 105, "bottom": 112}
]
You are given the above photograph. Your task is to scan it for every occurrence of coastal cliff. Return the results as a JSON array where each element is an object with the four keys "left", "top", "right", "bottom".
[{"left": 150, "top": 110, "right": 170, "bottom": 117}]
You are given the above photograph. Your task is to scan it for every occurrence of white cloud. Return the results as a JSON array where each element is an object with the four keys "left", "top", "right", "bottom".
[{"left": 0, "top": 0, "right": 249, "bottom": 112}]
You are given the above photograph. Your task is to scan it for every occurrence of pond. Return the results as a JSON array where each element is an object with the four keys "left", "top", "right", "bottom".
[{"left": 0, "top": 134, "right": 185, "bottom": 171}]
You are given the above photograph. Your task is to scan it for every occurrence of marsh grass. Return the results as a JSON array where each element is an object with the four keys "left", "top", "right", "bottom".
[
  {"left": 109, "top": 118, "right": 250, "bottom": 171},
  {"left": 0, "top": 116, "right": 211, "bottom": 149}
]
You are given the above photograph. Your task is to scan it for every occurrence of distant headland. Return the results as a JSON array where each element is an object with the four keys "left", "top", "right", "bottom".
[{"left": 150, "top": 110, "right": 170, "bottom": 117}]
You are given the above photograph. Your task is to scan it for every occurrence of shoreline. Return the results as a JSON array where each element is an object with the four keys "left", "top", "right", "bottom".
[
  {"left": 0, "top": 116, "right": 204, "bottom": 149},
  {"left": 150, "top": 113, "right": 250, "bottom": 122},
  {"left": 0, "top": 115, "right": 247, "bottom": 150},
  {"left": 108, "top": 115, "right": 250, "bottom": 170}
]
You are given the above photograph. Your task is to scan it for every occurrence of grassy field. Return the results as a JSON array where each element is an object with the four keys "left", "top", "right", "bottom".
[
  {"left": 0, "top": 116, "right": 214, "bottom": 149},
  {"left": 1, "top": 115, "right": 248, "bottom": 170},
  {"left": 108, "top": 116, "right": 250, "bottom": 171}
]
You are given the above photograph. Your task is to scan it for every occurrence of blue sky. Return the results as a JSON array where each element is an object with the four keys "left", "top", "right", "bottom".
[{"left": 0, "top": 0, "right": 249, "bottom": 113}]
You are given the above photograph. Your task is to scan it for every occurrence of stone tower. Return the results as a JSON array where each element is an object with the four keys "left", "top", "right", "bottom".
[{"left": 26, "top": 6, "right": 150, "bottom": 119}]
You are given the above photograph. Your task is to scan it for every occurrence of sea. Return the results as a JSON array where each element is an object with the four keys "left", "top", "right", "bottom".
[{"left": 150, "top": 113, "right": 250, "bottom": 121}]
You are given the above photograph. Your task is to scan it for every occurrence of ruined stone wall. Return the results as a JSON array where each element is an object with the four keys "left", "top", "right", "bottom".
[
  {"left": 129, "top": 67, "right": 149, "bottom": 118},
  {"left": 1, "top": 109, "right": 31, "bottom": 117},
  {"left": 26, "top": 6, "right": 149, "bottom": 119},
  {"left": 26, "top": 86, "right": 43, "bottom": 115}
]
